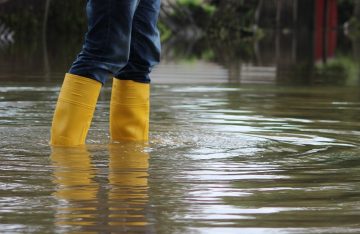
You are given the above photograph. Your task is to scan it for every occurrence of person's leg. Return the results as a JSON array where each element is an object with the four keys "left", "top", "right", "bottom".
[
  {"left": 70, "top": 0, "right": 140, "bottom": 84},
  {"left": 51, "top": 0, "right": 140, "bottom": 146},
  {"left": 115, "top": 0, "right": 161, "bottom": 83},
  {"left": 110, "top": 0, "right": 161, "bottom": 142}
]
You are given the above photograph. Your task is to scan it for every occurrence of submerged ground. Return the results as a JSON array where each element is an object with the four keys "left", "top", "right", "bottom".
[{"left": 0, "top": 80, "right": 359, "bottom": 233}]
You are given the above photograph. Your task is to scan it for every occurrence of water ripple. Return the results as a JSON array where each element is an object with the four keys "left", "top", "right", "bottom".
[{"left": 0, "top": 84, "right": 359, "bottom": 233}]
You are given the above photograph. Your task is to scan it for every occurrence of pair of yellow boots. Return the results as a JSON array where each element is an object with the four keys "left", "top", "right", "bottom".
[{"left": 50, "top": 73, "right": 149, "bottom": 146}]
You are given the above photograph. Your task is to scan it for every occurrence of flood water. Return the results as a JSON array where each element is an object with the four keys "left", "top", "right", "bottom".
[
  {"left": 1, "top": 7, "right": 360, "bottom": 231},
  {"left": 0, "top": 80, "right": 359, "bottom": 233}
]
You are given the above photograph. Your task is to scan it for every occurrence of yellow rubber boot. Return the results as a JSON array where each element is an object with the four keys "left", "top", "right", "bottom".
[
  {"left": 110, "top": 79, "right": 150, "bottom": 142},
  {"left": 50, "top": 73, "right": 101, "bottom": 146}
]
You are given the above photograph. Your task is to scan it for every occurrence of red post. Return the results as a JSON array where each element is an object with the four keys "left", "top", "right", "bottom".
[{"left": 314, "top": 0, "right": 338, "bottom": 63}]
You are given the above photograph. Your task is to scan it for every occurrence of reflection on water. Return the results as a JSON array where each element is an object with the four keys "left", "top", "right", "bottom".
[
  {"left": 0, "top": 83, "right": 359, "bottom": 233},
  {"left": 108, "top": 144, "right": 149, "bottom": 228},
  {"left": 51, "top": 144, "right": 149, "bottom": 233},
  {"left": 1, "top": 28, "right": 360, "bottom": 86},
  {"left": 51, "top": 146, "right": 99, "bottom": 230}
]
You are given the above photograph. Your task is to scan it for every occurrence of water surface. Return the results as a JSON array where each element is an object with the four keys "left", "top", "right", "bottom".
[{"left": 0, "top": 82, "right": 359, "bottom": 233}]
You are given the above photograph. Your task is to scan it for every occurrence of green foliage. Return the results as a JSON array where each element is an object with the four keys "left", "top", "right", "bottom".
[
  {"left": 201, "top": 1, "right": 260, "bottom": 66},
  {"left": 158, "top": 21, "right": 172, "bottom": 42},
  {"left": 347, "top": 17, "right": 360, "bottom": 38},
  {"left": 158, "top": 0, "right": 260, "bottom": 63},
  {"left": 315, "top": 56, "right": 359, "bottom": 85},
  {"left": 177, "top": 0, "right": 216, "bottom": 15},
  {"left": 163, "top": 0, "right": 216, "bottom": 30}
]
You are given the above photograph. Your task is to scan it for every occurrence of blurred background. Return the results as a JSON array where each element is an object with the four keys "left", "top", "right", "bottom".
[{"left": 0, "top": 0, "right": 360, "bottom": 86}]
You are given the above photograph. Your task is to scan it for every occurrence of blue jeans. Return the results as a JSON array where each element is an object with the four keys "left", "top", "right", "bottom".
[{"left": 69, "top": 0, "right": 161, "bottom": 84}]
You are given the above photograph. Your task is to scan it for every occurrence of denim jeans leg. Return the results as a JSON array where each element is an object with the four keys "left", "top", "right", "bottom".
[
  {"left": 69, "top": 0, "right": 140, "bottom": 85},
  {"left": 114, "top": 0, "right": 161, "bottom": 83}
]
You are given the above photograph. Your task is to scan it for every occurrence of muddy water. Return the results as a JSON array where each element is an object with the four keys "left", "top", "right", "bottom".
[{"left": 0, "top": 83, "right": 359, "bottom": 233}]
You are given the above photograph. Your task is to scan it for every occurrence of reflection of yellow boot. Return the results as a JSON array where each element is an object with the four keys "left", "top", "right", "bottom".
[
  {"left": 108, "top": 143, "right": 149, "bottom": 226},
  {"left": 51, "top": 146, "right": 98, "bottom": 227},
  {"left": 110, "top": 79, "right": 150, "bottom": 142},
  {"left": 51, "top": 73, "right": 101, "bottom": 146},
  {"left": 51, "top": 146, "right": 97, "bottom": 201}
]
